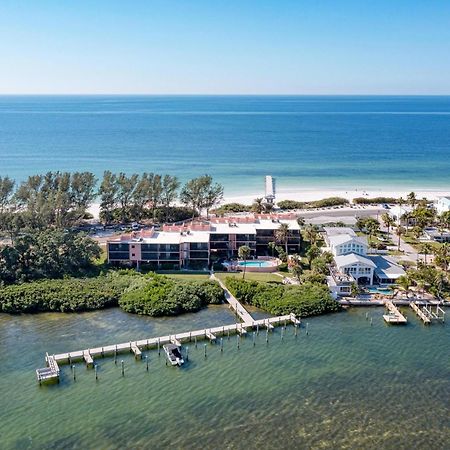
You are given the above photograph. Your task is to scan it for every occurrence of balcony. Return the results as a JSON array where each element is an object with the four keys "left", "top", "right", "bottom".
[{"left": 108, "top": 251, "right": 130, "bottom": 260}]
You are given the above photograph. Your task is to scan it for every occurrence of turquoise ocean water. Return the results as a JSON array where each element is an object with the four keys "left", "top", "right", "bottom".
[{"left": 0, "top": 95, "right": 449, "bottom": 195}]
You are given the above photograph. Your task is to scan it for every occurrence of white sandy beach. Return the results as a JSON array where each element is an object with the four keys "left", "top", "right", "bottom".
[
  {"left": 87, "top": 187, "right": 449, "bottom": 220},
  {"left": 222, "top": 188, "right": 450, "bottom": 206}
]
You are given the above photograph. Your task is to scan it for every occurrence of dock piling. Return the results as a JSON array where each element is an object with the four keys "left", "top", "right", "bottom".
[
  {"left": 72, "top": 364, "right": 76, "bottom": 381},
  {"left": 204, "top": 344, "right": 207, "bottom": 358},
  {"left": 186, "top": 346, "right": 189, "bottom": 362},
  {"left": 220, "top": 338, "right": 223, "bottom": 352},
  {"left": 253, "top": 331, "right": 256, "bottom": 346},
  {"left": 121, "top": 360, "right": 124, "bottom": 376},
  {"left": 94, "top": 364, "right": 98, "bottom": 380}
]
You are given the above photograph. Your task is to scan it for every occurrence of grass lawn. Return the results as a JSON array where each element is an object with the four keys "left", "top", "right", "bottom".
[
  {"left": 163, "top": 273, "right": 211, "bottom": 281},
  {"left": 214, "top": 271, "right": 283, "bottom": 283}
]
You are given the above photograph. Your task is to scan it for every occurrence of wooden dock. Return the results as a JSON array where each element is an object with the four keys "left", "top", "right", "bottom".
[
  {"left": 36, "top": 353, "right": 60, "bottom": 383},
  {"left": 383, "top": 301, "right": 407, "bottom": 324},
  {"left": 131, "top": 342, "right": 142, "bottom": 359},
  {"left": 39, "top": 313, "right": 300, "bottom": 368},
  {"left": 36, "top": 276, "right": 301, "bottom": 378},
  {"left": 410, "top": 302, "right": 431, "bottom": 324},
  {"left": 423, "top": 303, "right": 446, "bottom": 322},
  {"left": 83, "top": 351, "right": 94, "bottom": 367},
  {"left": 205, "top": 330, "right": 217, "bottom": 342}
]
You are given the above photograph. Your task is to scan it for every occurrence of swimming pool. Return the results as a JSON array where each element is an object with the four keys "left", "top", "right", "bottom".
[
  {"left": 237, "top": 261, "right": 273, "bottom": 268},
  {"left": 367, "top": 287, "right": 393, "bottom": 295}
]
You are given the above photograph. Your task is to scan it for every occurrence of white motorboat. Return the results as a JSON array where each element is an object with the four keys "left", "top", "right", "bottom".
[{"left": 163, "top": 343, "right": 184, "bottom": 366}]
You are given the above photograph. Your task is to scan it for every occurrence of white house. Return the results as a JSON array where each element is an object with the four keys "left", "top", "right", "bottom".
[
  {"left": 327, "top": 234, "right": 368, "bottom": 257},
  {"left": 436, "top": 196, "right": 450, "bottom": 215},
  {"left": 387, "top": 205, "right": 414, "bottom": 226},
  {"left": 334, "top": 254, "right": 376, "bottom": 285},
  {"left": 370, "top": 255, "right": 405, "bottom": 284}
]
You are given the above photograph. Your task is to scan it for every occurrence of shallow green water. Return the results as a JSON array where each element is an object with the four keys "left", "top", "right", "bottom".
[{"left": 0, "top": 306, "right": 449, "bottom": 449}]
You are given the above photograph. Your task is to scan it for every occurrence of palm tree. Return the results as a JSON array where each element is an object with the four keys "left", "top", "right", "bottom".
[
  {"left": 289, "top": 253, "right": 303, "bottom": 281},
  {"left": 238, "top": 245, "right": 251, "bottom": 279},
  {"left": 296, "top": 217, "right": 305, "bottom": 228},
  {"left": 381, "top": 213, "right": 395, "bottom": 235},
  {"left": 420, "top": 242, "right": 433, "bottom": 265},
  {"left": 303, "top": 225, "right": 318, "bottom": 246},
  {"left": 434, "top": 242, "right": 450, "bottom": 273},
  {"left": 439, "top": 211, "right": 450, "bottom": 229},
  {"left": 297, "top": 217, "right": 305, "bottom": 251},
  {"left": 407, "top": 191, "right": 417, "bottom": 209},
  {"left": 268, "top": 241, "right": 276, "bottom": 257},
  {"left": 306, "top": 244, "right": 321, "bottom": 267},
  {"left": 275, "top": 223, "right": 290, "bottom": 255},
  {"left": 366, "top": 220, "right": 380, "bottom": 246},
  {"left": 397, "top": 274, "right": 410, "bottom": 293},
  {"left": 252, "top": 198, "right": 264, "bottom": 214},
  {"left": 396, "top": 226, "right": 405, "bottom": 251}
]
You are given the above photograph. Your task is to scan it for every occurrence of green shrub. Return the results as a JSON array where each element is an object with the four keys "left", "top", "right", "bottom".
[
  {"left": 277, "top": 197, "right": 348, "bottom": 210},
  {"left": 119, "top": 274, "right": 225, "bottom": 316},
  {"left": 0, "top": 271, "right": 224, "bottom": 316},
  {"left": 353, "top": 197, "right": 399, "bottom": 205},
  {"left": 0, "top": 272, "right": 137, "bottom": 313},
  {"left": 211, "top": 203, "right": 251, "bottom": 215}
]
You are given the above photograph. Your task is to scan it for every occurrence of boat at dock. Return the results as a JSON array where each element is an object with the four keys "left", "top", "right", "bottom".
[{"left": 163, "top": 344, "right": 184, "bottom": 366}]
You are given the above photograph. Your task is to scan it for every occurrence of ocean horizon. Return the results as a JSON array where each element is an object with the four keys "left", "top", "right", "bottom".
[{"left": 1, "top": 95, "right": 449, "bottom": 197}]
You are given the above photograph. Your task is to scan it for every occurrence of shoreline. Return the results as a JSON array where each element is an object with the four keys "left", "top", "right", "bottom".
[
  {"left": 87, "top": 187, "right": 449, "bottom": 220},
  {"left": 222, "top": 187, "right": 449, "bottom": 205}
]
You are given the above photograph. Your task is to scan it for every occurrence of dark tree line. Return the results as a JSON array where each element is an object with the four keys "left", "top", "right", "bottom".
[
  {"left": 0, "top": 171, "right": 224, "bottom": 235},
  {"left": 0, "top": 229, "right": 101, "bottom": 284},
  {"left": 0, "top": 172, "right": 96, "bottom": 238},
  {"left": 0, "top": 171, "right": 223, "bottom": 284},
  {"left": 99, "top": 171, "right": 181, "bottom": 223},
  {"left": 99, "top": 172, "right": 223, "bottom": 223}
]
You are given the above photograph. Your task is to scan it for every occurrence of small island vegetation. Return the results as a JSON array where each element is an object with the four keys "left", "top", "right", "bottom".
[
  {"left": 225, "top": 277, "right": 340, "bottom": 317},
  {"left": 0, "top": 271, "right": 225, "bottom": 315}
]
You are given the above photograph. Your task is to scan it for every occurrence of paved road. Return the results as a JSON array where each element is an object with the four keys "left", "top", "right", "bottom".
[{"left": 296, "top": 206, "right": 384, "bottom": 225}]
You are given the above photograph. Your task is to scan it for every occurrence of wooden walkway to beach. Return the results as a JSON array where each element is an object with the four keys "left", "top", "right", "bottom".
[{"left": 212, "top": 274, "right": 255, "bottom": 323}]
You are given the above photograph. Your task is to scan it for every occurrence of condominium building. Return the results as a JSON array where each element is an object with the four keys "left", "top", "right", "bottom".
[{"left": 107, "top": 214, "right": 302, "bottom": 270}]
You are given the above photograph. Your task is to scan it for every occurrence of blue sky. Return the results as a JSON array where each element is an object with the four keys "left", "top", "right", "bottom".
[{"left": 1, "top": 0, "right": 450, "bottom": 94}]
